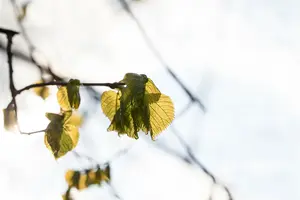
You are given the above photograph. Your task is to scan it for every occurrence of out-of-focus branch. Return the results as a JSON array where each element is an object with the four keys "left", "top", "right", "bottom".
[
  {"left": 3, "top": 0, "right": 103, "bottom": 102},
  {"left": 72, "top": 147, "right": 132, "bottom": 200},
  {"left": 0, "top": 26, "right": 124, "bottom": 135},
  {"left": 172, "top": 125, "right": 233, "bottom": 200},
  {"left": 118, "top": 0, "right": 206, "bottom": 112},
  {"left": 118, "top": 2, "right": 233, "bottom": 199}
]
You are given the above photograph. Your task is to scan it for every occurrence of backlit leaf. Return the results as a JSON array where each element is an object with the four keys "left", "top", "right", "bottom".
[
  {"left": 148, "top": 94, "right": 174, "bottom": 140},
  {"left": 33, "top": 80, "right": 50, "bottom": 100},
  {"left": 101, "top": 91, "right": 120, "bottom": 121},
  {"left": 64, "top": 166, "right": 110, "bottom": 193},
  {"left": 57, "top": 79, "right": 81, "bottom": 111},
  {"left": 57, "top": 87, "right": 71, "bottom": 111},
  {"left": 101, "top": 73, "right": 174, "bottom": 140},
  {"left": 65, "top": 170, "right": 75, "bottom": 186},
  {"left": 44, "top": 112, "right": 79, "bottom": 159},
  {"left": 68, "top": 112, "right": 83, "bottom": 127}
]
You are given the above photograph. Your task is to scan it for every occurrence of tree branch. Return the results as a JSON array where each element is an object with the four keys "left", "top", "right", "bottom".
[
  {"left": 72, "top": 147, "right": 132, "bottom": 200},
  {"left": 118, "top": 0, "right": 206, "bottom": 112},
  {"left": 16, "top": 81, "right": 125, "bottom": 95},
  {"left": 170, "top": 125, "right": 233, "bottom": 200}
]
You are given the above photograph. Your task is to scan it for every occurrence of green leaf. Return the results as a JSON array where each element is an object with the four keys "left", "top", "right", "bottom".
[
  {"left": 44, "top": 112, "right": 79, "bottom": 159},
  {"left": 57, "top": 79, "right": 81, "bottom": 111},
  {"left": 101, "top": 73, "right": 174, "bottom": 140},
  {"left": 45, "top": 112, "right": 63, "bottom": 122},
  {"left": 67, "top": 79, "right": 81, "bottom": 109}
]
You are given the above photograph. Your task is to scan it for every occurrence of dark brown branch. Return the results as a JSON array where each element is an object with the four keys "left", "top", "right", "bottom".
[
  {"left": 0, "top": 41, "right": 104, "bottom": 102},
  {"left": 4, "top": 0, "right": 103, "bottom": 102},
  {"left": 0, "top": 27, "right": 19, "bottom": 36},
  {"left": 17, "top": 81, "right": 125, "bottom": 95},
  {"left": 0, "top": 27, "right": 20, "bottom": 132}
]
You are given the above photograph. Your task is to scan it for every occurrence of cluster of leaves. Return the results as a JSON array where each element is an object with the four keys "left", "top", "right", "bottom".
[
  {"left": 101, "top": 73, "right": 174, "bottom": 140},
  {"left": 63, "top": 165, "right": 110, "bottom": 200},
  {"left": 45, "top": 79, "right": 81, "bottom": 159},
  {"left": 3, "top": 73, "right": 174, "bottom": 159}
]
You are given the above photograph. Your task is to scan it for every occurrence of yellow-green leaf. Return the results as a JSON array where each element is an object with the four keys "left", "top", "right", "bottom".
[
  {"left": 148, "top": 94, "right": 174, "bottom": 140},
  {"left": 145, "top": 78, "right": 160, "bottom": 94},
  {"left": 101, "top": 73, "right": 174, "bottom": 140},
  {"left": 68, "top": 112, "right": 83, "bottom": 127},
  {"left": 44, "top": 112, "right": 79, "bottom": 159},
  {"left": 64, "top": 166, "right": 110, "bottom": 192},
  {"left": 33, "top": 80, "right": 50, "bottom": 100},
  {"left": 65, "top": 170, "right": 75, "bottom": 187},
  {"left": 57, "top": 87, "right": 71, "bottom": 111},
  {"left": 101, "top": 91, "right": 120, "bottom": 121},
  {"left": 57, "top": 79, "right": 81, "bottom": 111}
]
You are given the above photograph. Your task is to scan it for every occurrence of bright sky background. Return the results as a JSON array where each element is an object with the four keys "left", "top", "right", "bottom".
[{"left": 0, "top": 0, "right": 300, "bottom": 200}]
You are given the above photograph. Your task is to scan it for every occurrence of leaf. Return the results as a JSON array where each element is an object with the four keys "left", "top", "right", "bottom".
[
  {"left": 64, "top": 166, "right": 110, "bottom": 192},
  {"left": 67, "top": 79, "right": 81, "bottom": 109},
  {"left": 68, "top": 112, "right": 83, "bottom": 127},
  {"left": 33, "top": 80, "right": 50, "bottom": 100},
  {"left": 101, "top": 73, "right": 174, "bottom": 140},
  {"left": 44, "top": 112, "right": 79, "bottom": 159},
  {"left": 57, "top": 79, "right": 81, "bottom": 111},
  {"left": 148, "top": 94, "right": 174, "bottom": 140},
  {"left": 101, "top": 91, "right": 120, "bottom": 121},
  {"left": 77, "top": 174, "right": 88, "bottom": 190},
  {"left": 45, "top": 112, "right": 63, "bottom": 122},
  {"left": 57, "top": 87, "right": 71, "bottom": 110},
  {"left": 65, "top": 170, "right": 75, "bottom": 187},
  {"left": 2, "top": 105, "right": 17, "bottom": 132}
]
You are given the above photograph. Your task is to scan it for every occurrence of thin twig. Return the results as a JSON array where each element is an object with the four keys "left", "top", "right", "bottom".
[
  {"left": 108, "top": 184, "right": 123, "bottom": 200},
  {"left": 170, "top": 125, "right": 233, "bottom": 200},
  {"left": 25, "top": 129, "right": 46, "bottom": 135},
  {"left": 118, "top": 1, "right": 234, "bottom": 199},
  {"left": 118, "top": 0, "right": 206, "bottom": 112},
  {"left": 0, "top": 27, "right": 21, "bottom": 132},
  {"left": 72, "top": 147, "right": 132, "bottom": 200},
  {"left": 17, "top": 81, "right": 125, "bottom": 95},
  {"left": 73, "top": 145, "right": 132, "bottom": 167},
  {"left": 7, "top": 0, "right": 103, "bottom": 102}
]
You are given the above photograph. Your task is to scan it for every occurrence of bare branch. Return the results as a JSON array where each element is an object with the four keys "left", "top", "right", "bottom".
[
  {"left": 17, "top": 81, "right": 125, "bottom": 95},
  {"left": 118, "top": 0, "right": 206, "bottom": 112},
  {"left": 170, "top": 125, "right": 233, "bottom": 200}
]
